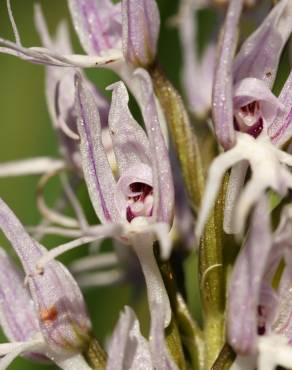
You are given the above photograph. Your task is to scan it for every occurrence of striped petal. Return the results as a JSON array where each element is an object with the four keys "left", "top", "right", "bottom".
[
  {"left": 75, "top": 74, "right": 120, "bottom": 223},
  {"left": 228, "top": 197, "right": 272, "bottom": 355},
  {"left": 134, "top": 69, "right": 174, "bottom": 225},
  {"left": 67, "top": 0, "right": 122, "bottom": 55},
  {"left": 122, "top": 0, "right": 160, "bottom": 67},
  {"left": 212, "top": 0, "right": 244, "bottom": 150},
  {"left": 0, "top": 199, "right": 92, "bottom": 353}
]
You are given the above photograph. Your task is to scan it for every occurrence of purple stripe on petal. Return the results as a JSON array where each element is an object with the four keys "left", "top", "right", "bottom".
[
  {"left": 134, "top": 69, "right": 174, "bottom": 226},
  {"left": 212, "top": 0, "right": 243, "bottom": 150},
  {"left": 68, "top": 0, "right": 122, "bottom": 55},
  {"left": 0, "top": 248, "right": 39, "bottom": 343},
  {"left": 227, "top": 196, "right": 272, "bottom": 355},
  {"left": 0, "top": 199, "right": 91, "bottom": 352},
  {"left": 75, "top": 74, "right": 119, "bottom": 223}
]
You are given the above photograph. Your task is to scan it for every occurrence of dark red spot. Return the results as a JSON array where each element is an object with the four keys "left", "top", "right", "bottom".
[
  {"left": 40, "top": 306, "right": 58, "bottom": 324},
  {"left": 247, "top": 118, "right": 264, "bottom": 138}
]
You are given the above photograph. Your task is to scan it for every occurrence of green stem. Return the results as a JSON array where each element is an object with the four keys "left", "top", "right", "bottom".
[
  {"left": 199, "top": 175, "right": 229, "bottom": 370},
  {"left": 150, "top": 63, "right": 205, "bottom": 212},
  {"left": 211, "top": 343, "right": 236, "bottom": 370},
  {"left": 83, "top": 336, "right": 107, "bottom": 370}
]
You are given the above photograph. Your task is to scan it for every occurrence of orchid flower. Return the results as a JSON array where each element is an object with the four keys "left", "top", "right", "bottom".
[
  {"left": 227, "top": 198, "right": 292, "bottom": 370},
  {"left": 106, "top": 305, "right": 178, "bottom": 370},
  {"left": 36, "top": 69, "right": 175, "bottom": 328},
  {"left": 178, "top": 0, "right": 216, "bottom": 117},
  {"left": 0, "top": 198, "right": 95, "bottom": 370},
  {"left": 196, "top": 0, "right": 292, "bottom": 238}
]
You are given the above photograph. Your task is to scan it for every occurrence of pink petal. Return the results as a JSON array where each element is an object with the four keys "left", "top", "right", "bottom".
[
  {"left": 0, "top": 199, "right": 92, "bottom": 353},
  {"left": 212, "top": 0, "right": 244, "bottom": 150},
  {"left": 75, "top": 74, "right": 120, "bottom": 223},
  {"left": 234, "top": 0, "right": 292, "bottom": 86},
  {"left": 107, "top": 81, "right": 151, "bottom": 175},
  {"left": 134, "top": 69, "right": 174, "bottom": 225},
  {"left": 228, "top": 197, "right": 272, "bottom": 355},
  {"left": 122, "top": 0, "right": 160, "bottom": 67},
  {"left": 67, "top": 0, "right": 122, "bottom": 55}
]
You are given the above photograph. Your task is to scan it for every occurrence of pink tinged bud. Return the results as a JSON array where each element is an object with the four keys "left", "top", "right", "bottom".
[
  {"left": 212, "top": 0, "right": 244, "bottom": 150},
  {"left": 0, "top": 199, "right": 92, "bottom": 354},
  {"left": 67, "top": 0, "right": 122, "bottom": 55},
  {"left": 122, "top": 0, "right": 160, "bottom": 67}
]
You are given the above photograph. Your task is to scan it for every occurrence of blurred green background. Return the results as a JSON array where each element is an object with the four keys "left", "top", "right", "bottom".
[{"left": 0, "top": 1, "right": 184, "bottom": 369}]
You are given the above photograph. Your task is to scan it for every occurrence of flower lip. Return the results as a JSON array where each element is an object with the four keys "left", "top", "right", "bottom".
[
  {"left": 115, "top": 162, "right": 154, "bottom": 223},
  {"left": 234, "top": 101, "right": 264, "bottom": 139}
]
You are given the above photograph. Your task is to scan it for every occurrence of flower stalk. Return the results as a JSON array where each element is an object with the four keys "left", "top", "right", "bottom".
[
  {"left": 149, "top": 63, "right": 205, "bottom": 212},
  {"left": 199, "top": 175, "right": 229, "bottom": 370}
]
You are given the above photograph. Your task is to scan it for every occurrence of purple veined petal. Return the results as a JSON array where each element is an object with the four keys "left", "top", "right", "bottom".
[
  {"left": 67, "top": 0, "right": 122, "bottom": 55},
  {"left": 106, "top": 306, "right": 152, "bottom": 370},
  {"left": 0, "top": 248, "right": 40, "bottom": 343},
  {"left": 75, "top": 74, "right": 120, "bottom": 223},
  {"left": 149, "top": 301, "right": 178, "bottom": 370},
  {"left": 107, "top": 81, "right": 152, "bottom": 175},
  {"left": 122, "top": 0, "right": 160, "bottom": 67},
  {"left": 233, "top": 77, "right": 285, "bottom": 127},
  {"left": 134, "top": 69, "right": 174, "bottom": 225},
  {"left": 0, "top": 199, "right": 92, "bottom": 353},
  {"left": 227, "top": 196, "right": 272, "bottom": 355},
  {"left": 212, "top": 0, "right": 244, "bottom": 150},
  {"left": 179, "top": 0, "right": 215, "bottom": 116},
  {"left": 234, "top": 0, "right": 292, "bottom": 86},
  {"left": 268, "top": 71, "right": 292, "bottom": 147}
]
